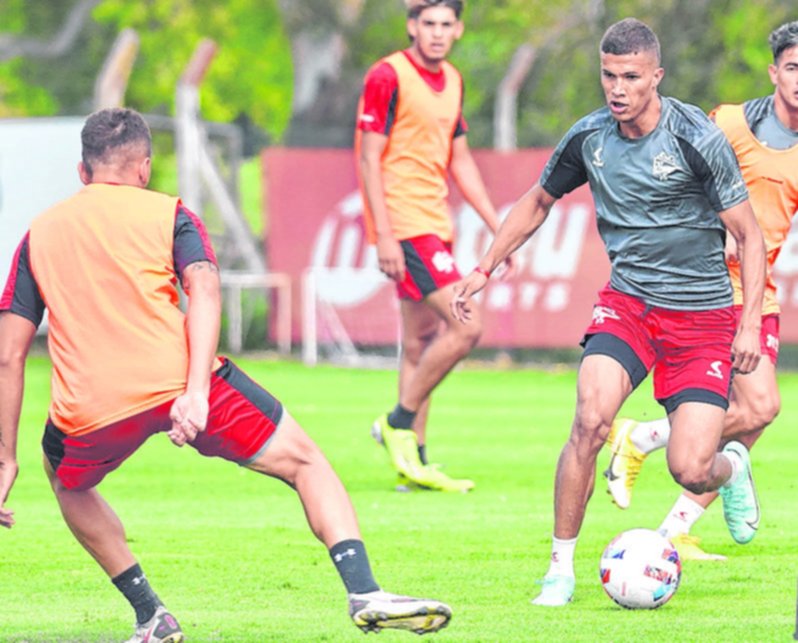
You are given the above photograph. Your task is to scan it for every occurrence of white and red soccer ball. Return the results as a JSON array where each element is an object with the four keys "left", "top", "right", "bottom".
[{"left": 600, "top": 528, "right": 682, "bottom": 609}]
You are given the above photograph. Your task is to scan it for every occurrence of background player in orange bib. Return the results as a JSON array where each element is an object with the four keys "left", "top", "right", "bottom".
[
  {"left": 604, "top": 20, "right": 798, "bottom": 560},
  {"left": 357, "top": 0, "right": 509, "bottom": 492}
]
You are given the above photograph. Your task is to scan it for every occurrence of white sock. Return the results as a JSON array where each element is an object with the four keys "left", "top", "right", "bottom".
[
  {"left": 658, "top": 495, "right": 706, "bottom": 539},
  {"left": 630, "top": 418, "right": 671, "bottom": 454},
  {"left": 546, "top": 536, "right": 577, "bottom": 578},
  {"left": 722, "top": 449, "right": 742, "bottom": 487}
]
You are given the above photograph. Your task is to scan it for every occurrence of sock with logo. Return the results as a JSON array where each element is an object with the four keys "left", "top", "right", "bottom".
[
  {"left": 330, "top": 539, "right": 380, "bottom": 595},
  {"left": 658, "top": 494, "right": 706, "bottom": 539},
  {"left": 387, "top": 404, "right": 416, "bottom": 430},
  {"left": 630, "top": 418, "right": 671, "bottom": 454},
  {"left": 112, "top": 563, "right": 163, "bottom": 625},
  {"left": 546, "top": 536, "right": 577, "bottom": 578}
]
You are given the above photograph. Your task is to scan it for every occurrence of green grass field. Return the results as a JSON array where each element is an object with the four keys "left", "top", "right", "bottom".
[{"left": 4, "top": 356, "right": 797, "bottom": 642}]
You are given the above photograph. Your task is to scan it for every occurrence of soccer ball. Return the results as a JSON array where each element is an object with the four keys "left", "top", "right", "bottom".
[{"left": 599, "top": 528, "right": 681, "bottom": 609}]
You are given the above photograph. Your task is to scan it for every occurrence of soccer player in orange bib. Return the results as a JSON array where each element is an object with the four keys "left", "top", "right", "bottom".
[
  {"left": 357, "top": 0, "right": 508, "bottom": 492},
  {"left": 0, "top": 108, "right": 452, "bottom": 641},
  {"left": 604, "top": 20, "right": 798, "bottom": 561}
]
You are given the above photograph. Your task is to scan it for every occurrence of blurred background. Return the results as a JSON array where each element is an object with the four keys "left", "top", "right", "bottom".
[{"left": 2, "top": 0, "right": 797, "bottom": 362}]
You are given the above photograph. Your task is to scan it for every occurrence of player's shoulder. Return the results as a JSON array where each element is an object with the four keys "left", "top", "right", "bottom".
[
  {"left": 741, "top": 95, "right": 774, "bottom": 126},
  {"left": 660, "top": 96, "right": 717, "bottom": 142},
  {"left": 440, "top": 59, "right": 462, "bottom": 79},
  {"left": 562, "top": 105, "right": 614, "bottom": 143},
  {"left": 363, "top": 55, "right": 400, "bottom": 86}
]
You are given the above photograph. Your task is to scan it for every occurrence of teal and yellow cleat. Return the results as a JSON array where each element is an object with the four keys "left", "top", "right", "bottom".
[
  {"left": 719, "top": 441, "right": 760, "bottom": 544},
  {"left": 603, "top": 418, "right": 647, "bottom": 509},
  {"left": 531, "top": 575, "right": 575, "bottom": 607},
  {"left": 670, "top": 534, "right": 727, "bottom": 561}
]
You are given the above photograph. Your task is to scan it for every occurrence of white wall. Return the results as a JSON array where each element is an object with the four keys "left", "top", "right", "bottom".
[{"left": 0, "top": 118, "right": 84, "bottom": 278}]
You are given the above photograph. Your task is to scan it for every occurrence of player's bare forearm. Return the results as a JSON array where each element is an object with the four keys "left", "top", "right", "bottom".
[
  {"left": 720, "top": 202, "right": 765, "bottom": 331},
  {"left": 182, "top": 261, "right": 221, "bottom": 396},
  {"left": 477, "top": 183, "right": 555, "bottom": 274},
  {"left": 359, "top": 132, "right": 392, "bottom": 237},
  {"left": 450, "top": 137, "right": 500, "bottom": 231},
  {"left": 452, "top": 184, "right": 555, "bottom": 323},
  {"left": 0, "top": 313, "right": 35, "bottom": 527},
  {"left": 720, "top": 201, "right": 765, "bottom": 373}
]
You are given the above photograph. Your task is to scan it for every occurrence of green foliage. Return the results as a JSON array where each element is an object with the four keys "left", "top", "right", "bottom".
[
  {"left": 0, "top": 0, "right": 293, "bottom": 140},
  {"left": 0, "top": 58, "right": 58, "bottom": 116},
  {"left": 5, "top": 357, "right": 798, "bottom": 640},
  {"left": 1, "top": 1, "right": 796, "bottom": 147},
  {"left": 93, "top": 0, "right": 293, "bottom": 140}
]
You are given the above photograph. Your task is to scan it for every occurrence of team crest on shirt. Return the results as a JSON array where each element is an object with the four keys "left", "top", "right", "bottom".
[
  {"left": 432, "top": 251, "right": 456, "bottom": 274},
  {"left": 652, "top": 151, "right": 682, "bottom": 181}
]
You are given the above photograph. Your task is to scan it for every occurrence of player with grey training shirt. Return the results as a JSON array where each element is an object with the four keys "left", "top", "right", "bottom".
[{"left": 451, "top": 18, "right": 766, "bottom": 607}]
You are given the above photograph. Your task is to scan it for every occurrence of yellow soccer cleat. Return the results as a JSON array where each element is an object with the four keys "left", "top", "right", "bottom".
[
  {"left": 603, "top": 418, "right": 647, "bottom": 509},
  {"left": 671, "top": 534, "right": 727, "bottom": 561},
  {"left": 409, "top": 464, "right": 475, "bottom": 493},
  {"left": 371, "top": 414, "right": 426, "bottom": 480}
]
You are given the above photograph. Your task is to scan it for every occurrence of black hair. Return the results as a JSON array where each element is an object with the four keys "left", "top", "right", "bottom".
[
  {"left": 408, "top": 0, "right": 464, "bottom": 20},
  {"left": 769, "top": 21, "right": 798, "bottom": 64},
  {"left": 81, "top": 108, "right": 151, "bottom": 178},
  {"left": 600, "top": 18, "right": 661, "bottom": 65}
]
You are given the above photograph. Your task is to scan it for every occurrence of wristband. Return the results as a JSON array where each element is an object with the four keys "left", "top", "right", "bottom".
[{"left": 473, "top": 266, "right": 492, "bottom": 279}]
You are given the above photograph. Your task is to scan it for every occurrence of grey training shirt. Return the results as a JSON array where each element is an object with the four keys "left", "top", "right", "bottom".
[{"left": 540, "top": 96, "right": 749, "bottom": 311}]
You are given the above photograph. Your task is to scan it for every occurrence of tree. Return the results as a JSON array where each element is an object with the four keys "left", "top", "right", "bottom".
[{"left": 0, "top": 0, "right": 294, "bottom": 143}]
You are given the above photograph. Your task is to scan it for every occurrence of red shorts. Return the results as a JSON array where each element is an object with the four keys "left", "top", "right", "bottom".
[
  {"left": 582, "top": 285, "right": 736, "bottom": 412},
  {"left": 42, "top": 358, "right": 283, "bottom": 491},
  {"left": 734, "top": 306, "right": 779, "bottom": 365},
  {"left": 397, "top": 234, "right": 461, "bottom": 301}
]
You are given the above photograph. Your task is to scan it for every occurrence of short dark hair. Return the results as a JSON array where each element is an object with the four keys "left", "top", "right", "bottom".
[
  {"left": 81, "top": 108, "right": 152, "bottom": 178},
  {"left": 407, "top": 0, "right": 464, "bottom": 20},
  {"left": 600, "top": 18, "right": 661, "bottom": 65},
  {"left": 769, "top": 21, "right": 798, "bottom": 64}
]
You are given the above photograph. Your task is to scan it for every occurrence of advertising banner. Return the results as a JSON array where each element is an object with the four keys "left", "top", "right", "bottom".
[{"left": 264, "top": 148, "right": 798, "bottom": 348}]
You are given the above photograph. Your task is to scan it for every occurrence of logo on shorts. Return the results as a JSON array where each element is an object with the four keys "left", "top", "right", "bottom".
[
  {"left": 705, "top": 360, "right": 724, "bottom": 380},
  {"left": 766, "top": 334, "right": 779, "bottom": 353},
  {"left": 591, "top": 305, "right": 620, "bottom": 325},
  {"left": 432, "top": 250, "right": 456, "bottom": 274},
  {"left": 652, "top": 152, "right": 682, "bottom": 181}
]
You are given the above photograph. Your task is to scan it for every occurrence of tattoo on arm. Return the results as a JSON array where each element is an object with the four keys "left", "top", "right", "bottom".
[{"left": 181, "top": 261, "right": 219, "bottom": 291}]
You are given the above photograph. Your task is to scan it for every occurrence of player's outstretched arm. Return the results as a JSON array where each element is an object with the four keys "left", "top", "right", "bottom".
[
  {"left": 449, "top": 136, "right": 514, "bottom": 277},
  {"left": 0, "top": 312, "right": 37, "bottom": 528},
  {"left": 449, "top": 136, "right": 500, "bottom": 231},
  {"left": 168, "top": 260, "right": 221, "bottom": 446},
  {"left": 719, "top": 199, "right": 766, "bottom": 374},
  {"left": 450, "top": 183, "right": 557, "bottom": 323}
]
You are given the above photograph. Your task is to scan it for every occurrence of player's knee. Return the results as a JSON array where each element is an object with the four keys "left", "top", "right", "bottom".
[
  {"left": 402, "top": 335, "right": 432, "bottom": 365},
  {"left": 751, "top": 395, "right": 780, "bottom": 429},
  {"left": 454, "top": 316, "right": 482, "bottom": 350},
  {"left": 669, "top": 462, "right": 711, "bottom": 495},
  {"left": 571, "top": 409, "right": 609, "bottom": 453}
]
